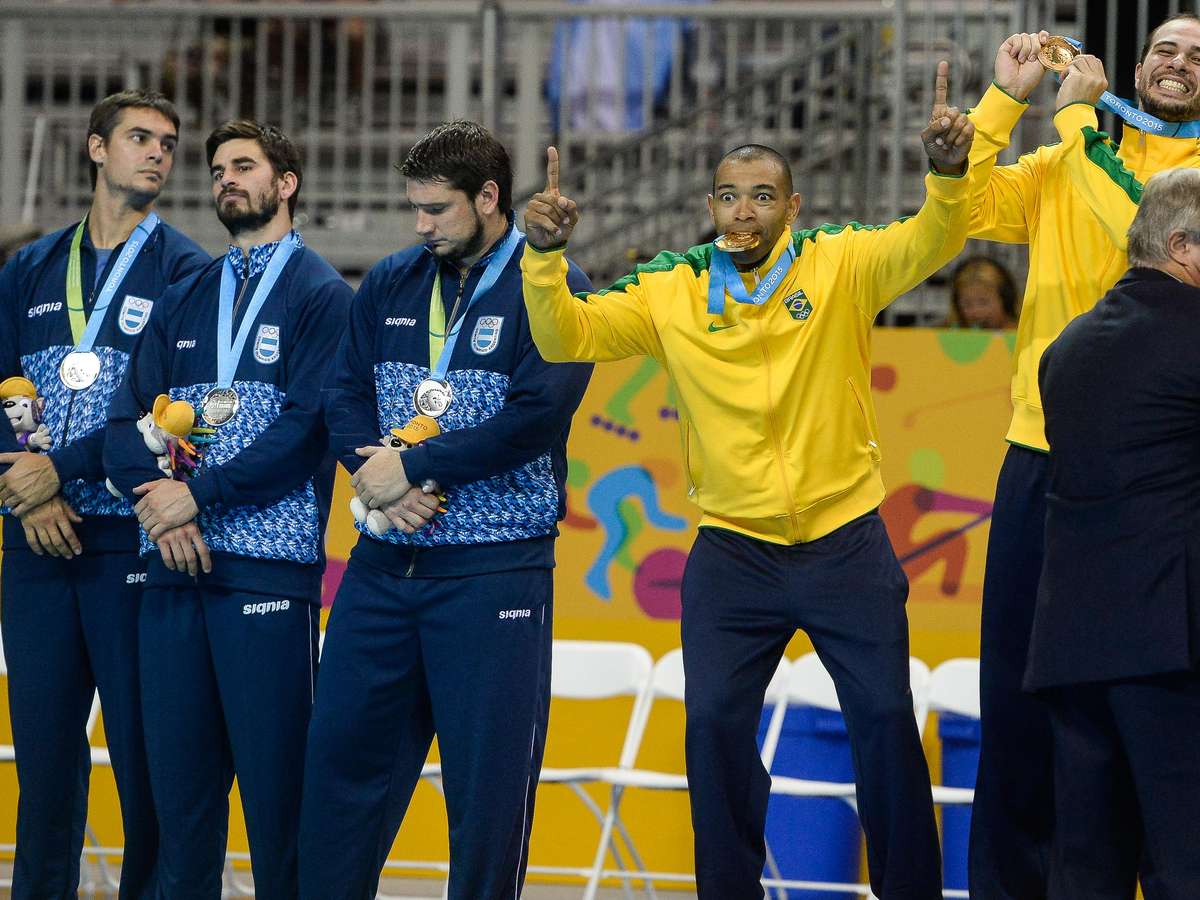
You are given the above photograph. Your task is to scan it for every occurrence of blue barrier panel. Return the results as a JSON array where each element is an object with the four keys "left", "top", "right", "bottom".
[{"left": 938, "top": 711, "right": 981, "bottom": 891}]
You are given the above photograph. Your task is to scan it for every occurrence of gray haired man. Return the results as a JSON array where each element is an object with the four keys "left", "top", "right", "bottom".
[{"left": 1030, "top": 166, "right": 1200, "bottom": 898}]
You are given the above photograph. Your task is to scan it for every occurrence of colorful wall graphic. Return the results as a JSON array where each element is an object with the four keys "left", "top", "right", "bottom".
[{"left": 0, "top": 328, "right": 1016, "bottom": 884}]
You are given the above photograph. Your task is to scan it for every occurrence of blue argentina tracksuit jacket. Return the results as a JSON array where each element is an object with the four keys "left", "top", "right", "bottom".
[
  {"left": 0, "top": 217, "right": 207, "bottom": 900},
  {"left": 104, "top": 234, "right": 352, "bottom": 598},
  {"left": 0, "top": 220, "right": 208, "bottom": 546},
  {"left": 327, "top": 221, "right": 594, "bottom": 574}
]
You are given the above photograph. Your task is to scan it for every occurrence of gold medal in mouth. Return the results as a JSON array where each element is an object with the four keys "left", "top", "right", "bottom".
[
  {"left": 715, "top": 231, "right": 761, "bottom": 252},
  {"left": 1038, "top": 36, "right": 1079, "bottom": 72}
]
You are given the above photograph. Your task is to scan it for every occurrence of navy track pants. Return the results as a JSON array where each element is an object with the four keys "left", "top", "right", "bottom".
[
  {"left": 1, "top": 546, "right": 157, "bottom": 900},
  {"left": 681, "top": 514, "right": 941, "bottom": 900},
  {"left": 969, "top": 444, "right": 1054, "bottom": 900},
  {"left": 299, "top": 557, "right": 553, "bottom": 900},
  {"left": 138, "top": 584, "right": 318, "bottom": 900}
]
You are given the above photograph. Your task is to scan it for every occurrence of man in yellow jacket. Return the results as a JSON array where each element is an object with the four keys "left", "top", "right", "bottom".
[
  {"left": 966, "top": 16, "right": 1200, "bottom": 900},
  {"left": 521, "top": 63, "right": 973, "bottom": 900}
]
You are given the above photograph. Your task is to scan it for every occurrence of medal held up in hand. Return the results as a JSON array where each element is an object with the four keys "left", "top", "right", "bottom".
[{"left": 1038, "top": 36, "right": 1079, "bottom": 72}]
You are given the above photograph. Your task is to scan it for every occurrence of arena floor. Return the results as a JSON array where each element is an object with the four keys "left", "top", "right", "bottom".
[{"left": 0, "top": 874, "right": 698, "bottom": 899}]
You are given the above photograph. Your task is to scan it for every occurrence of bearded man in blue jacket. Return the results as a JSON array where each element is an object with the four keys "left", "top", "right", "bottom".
[{"left": 104, "top": 119, "right": 351, "bottom": 900}]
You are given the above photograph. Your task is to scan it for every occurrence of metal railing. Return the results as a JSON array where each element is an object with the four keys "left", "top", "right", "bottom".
[{"left": 0, "top": 1, "right": 1156, "bottom": 317}]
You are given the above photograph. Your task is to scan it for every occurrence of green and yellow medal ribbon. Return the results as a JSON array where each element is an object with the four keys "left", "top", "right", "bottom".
[{"left": 65, "top": 218, "right": 89, "bottom": 345}]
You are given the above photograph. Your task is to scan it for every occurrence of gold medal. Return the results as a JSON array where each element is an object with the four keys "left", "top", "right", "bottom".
[
  {"left": 714, "top": 232, "right": 761, "bottom": 253},
  {"left": 1038, "top": 36, "right": 1079, "bottom": 73}
]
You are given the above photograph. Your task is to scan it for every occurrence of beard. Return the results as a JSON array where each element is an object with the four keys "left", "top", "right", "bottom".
[
  {"left": 1137, "top": 76, "right": 1200, "bottom": 122},
  {"left": 440, "top": 208, "right": 488, "bottom": 264},
  {"left": 216, "top": 185, "right": 282, "bottom": 236}
]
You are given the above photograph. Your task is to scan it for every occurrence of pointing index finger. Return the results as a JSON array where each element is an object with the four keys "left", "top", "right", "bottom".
[
  {"left": 933, "top": 60, "right": 950, "bottom": 108},
  {"left": 547, "top": 146, "right": 560, "bottom": 193}
]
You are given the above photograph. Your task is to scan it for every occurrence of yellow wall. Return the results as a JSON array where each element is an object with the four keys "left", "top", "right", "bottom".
[{"left": 0, "top": 327, "right": 1014, "bottom": 882}]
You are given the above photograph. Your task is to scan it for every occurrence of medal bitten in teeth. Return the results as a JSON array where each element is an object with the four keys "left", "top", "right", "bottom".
[{"left": 715, "top": 231, "right": 761, "bottom": 253}]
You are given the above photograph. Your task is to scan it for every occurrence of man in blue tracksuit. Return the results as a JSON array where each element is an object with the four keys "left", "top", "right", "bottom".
[
  {"left": 103, "top": 119, "right": 351, "bottom": 899},
  {"left": 0, "top": 90, "right": 208, "bottom": 899},
  {"left": 299, "top": 120, "right": 593, "bottom": 899}
]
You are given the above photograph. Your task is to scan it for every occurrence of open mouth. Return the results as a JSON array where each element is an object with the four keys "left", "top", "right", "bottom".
[{"left": 1156, "top": 76, "right": 1192, "bottom": 95}]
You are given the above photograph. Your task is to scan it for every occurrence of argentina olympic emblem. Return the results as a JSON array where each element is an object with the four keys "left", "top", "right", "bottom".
[
  {"left": 471, "top": 315, "right": 504, "bottom": 355},
  {"left": 118, "top": 295, "right": 154, "bottom": 336},
  {"left": 253, "top": 324, "right": 281, "bottom": 364}
]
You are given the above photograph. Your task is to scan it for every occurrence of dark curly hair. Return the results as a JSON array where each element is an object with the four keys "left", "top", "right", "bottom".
[
  {"left": 400, "top": 121, "right": 513, "bottom": 215},
  {"left": 205, "top": 120, "right": 303, "bottom": 217}
]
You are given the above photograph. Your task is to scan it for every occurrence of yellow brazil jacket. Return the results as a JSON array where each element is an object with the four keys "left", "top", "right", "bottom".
[
  {"left": 968, "top": 84, "right": 1200, "bottom": 451},
  {"left": 521, "top": 170, "right": 970, "bottom": 545}
]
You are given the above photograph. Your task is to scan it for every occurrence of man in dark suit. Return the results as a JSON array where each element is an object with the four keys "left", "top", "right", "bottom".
[{"left": 1029, "top": 166, "right": 1200, "bottom": 900}]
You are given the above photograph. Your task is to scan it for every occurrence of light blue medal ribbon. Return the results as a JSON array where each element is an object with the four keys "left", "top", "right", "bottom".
[
  {"left": 59, "top": 212, "right": 161, "bottom": 390},
  {"left": 414, "top": 225, "right": 523, "bottom": 417},
  {"left": 202, "top": 232, "right": 300, "bottom": 426},
  {"left": 706, "top": 240, "right": 797, "bottom": 316},
  {"left": 1062, "top": 37, "right": 1200, "bottom": 138}
]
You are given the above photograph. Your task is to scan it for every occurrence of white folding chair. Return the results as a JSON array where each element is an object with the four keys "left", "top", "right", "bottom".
[
  {"left": 581, "top": 648, "right": 791, "bottom": 899},
  {"left": 761, "top": 653, "right": 933, "bottom": 898},
  {"left": 927, "top": 657, "right": 978, "bottom": 807},
  {"left": 526, "top": 640, "right": 657, "bottom": 897}
]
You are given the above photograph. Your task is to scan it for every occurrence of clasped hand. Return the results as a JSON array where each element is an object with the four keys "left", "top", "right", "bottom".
[{"left": 351, "top": 445, "right": 441, "bottom": 533}]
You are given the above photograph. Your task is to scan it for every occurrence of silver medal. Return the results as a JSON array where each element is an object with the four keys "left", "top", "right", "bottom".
[
  {"left": 413, "top": 378, "right": 453, "bottom": 418},
  {"left": 201, "top": 387, "right": 240, "bottom": 427},
  {"left": 59, "top": 350, "right": 102, "bottom": 390}
]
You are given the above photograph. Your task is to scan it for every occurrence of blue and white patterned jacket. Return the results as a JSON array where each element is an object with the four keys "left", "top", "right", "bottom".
[
  {"left": 0, "top": 218, "right": 209, "bottom": 553},
  {"left": 104, "top": 234, "right": 352, "bottom": 599},
  {"left": 326, "top": 219, "right": 593, "bottom": 577}
]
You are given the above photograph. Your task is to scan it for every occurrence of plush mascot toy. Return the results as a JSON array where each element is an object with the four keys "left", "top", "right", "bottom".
[
  {"left": 351, "top": 414, "right": 446, "bottom": 536},
  {"left": 106, "top": 394, "right": 201, "bottom": 497},
  {"left": 0, "top": 376, "right": 52, "bottom": 451}
]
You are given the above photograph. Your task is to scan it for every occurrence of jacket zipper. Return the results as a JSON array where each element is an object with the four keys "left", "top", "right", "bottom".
[
  {"left": 753, "top": 322, "right": 800, "bottom": 541},
  {"left": 402, "top": 270, "right": 465, "bottom": 577},
  {"left": 443, "top": 268, "right": 469, "bottom": 333},
  {"left": 231, "top": 272, "right": 251, "bottom": 330},
  {"left": 402, "top": 265, "right": 465, "bottom": 578}
]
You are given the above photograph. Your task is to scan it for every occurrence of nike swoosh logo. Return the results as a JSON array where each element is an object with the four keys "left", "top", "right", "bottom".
[{"left": 707, "top": 322, "right": 738, "bottom": 333}]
